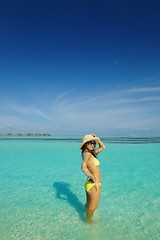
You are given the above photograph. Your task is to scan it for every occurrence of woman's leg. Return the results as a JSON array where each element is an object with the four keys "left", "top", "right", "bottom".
[
  {"left": 85, "top": 191, "right": 89, "bottom": 208},
  {"left": 86, "top": 186, "right": 101, "bottom": 223}
]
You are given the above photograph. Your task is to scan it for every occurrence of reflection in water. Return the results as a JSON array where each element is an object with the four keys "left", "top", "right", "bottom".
[{"left": 53, "top": 182, "right": 85, "bottom": 222}]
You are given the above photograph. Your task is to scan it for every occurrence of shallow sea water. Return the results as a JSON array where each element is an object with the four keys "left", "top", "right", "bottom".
[{"left": 0, "top": 136, "right": 160, "bottom": 240}]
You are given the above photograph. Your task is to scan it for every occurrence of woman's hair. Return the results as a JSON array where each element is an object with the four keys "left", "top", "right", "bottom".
[{"left": 81, "top": 144, "right": 97, "bottom": 158}]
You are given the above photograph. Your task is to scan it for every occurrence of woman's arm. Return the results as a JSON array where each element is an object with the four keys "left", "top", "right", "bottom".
[
  {"left": 81, "top": 153, "right": 96, "bottom": 182},
  {"left": 90, "top": 134, "right": 105, "bottom": 154},
  {"left": 95, "top": 138, "right": 105, "bottom": 154}
]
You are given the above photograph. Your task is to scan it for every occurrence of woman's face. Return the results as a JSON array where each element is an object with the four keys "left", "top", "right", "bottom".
[{"left": 84, "top": 141, "right": 96, "bottom": 151}]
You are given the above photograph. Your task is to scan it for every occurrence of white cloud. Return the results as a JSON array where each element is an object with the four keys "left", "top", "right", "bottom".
[
  {"left": 127, "top": 87, "right": 160, "bottom": 93},
  {"left": 106, "top": 60, "right": 119, "bottom": 69},
  {"left": 0, "top": 115, "right": 57, "bottom": 133},
  {"left": 8, "top": 101, "right": 53, "bottom": 121},
  {"left": 0, "top": 84, "right": 160, "bottom": 134}
]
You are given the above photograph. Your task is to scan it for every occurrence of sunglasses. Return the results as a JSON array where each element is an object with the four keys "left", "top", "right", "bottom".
[{"left": 86, "top": 141, "right": 96, "bottom": 146}]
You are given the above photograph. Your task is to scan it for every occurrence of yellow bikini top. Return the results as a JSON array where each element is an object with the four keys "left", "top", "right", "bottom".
[{"left": 92, "top": 155, "right": 100, "bottom": 167}]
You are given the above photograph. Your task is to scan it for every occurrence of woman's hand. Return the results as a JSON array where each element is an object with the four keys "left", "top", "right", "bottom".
[
  {"left": 92, "top": 176, "right": 99, "bottom": 191},
  {"left": 90, "top": 133, "right": 97, "bottom": 137},
  {"left": 92, "top": 175, "right": 97, "bottom": 183},
  {"left": 90, "top": 134, "right": 100, "bottom": 144}
]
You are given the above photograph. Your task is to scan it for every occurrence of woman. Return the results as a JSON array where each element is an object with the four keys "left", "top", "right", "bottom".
[{"left": 80, "top": 134, "right": 105, "bottom": 223}]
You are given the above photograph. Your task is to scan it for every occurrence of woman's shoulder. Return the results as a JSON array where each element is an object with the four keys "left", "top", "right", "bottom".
[{"left": 82, "top": 151, "right": 92, "bottom": 159}]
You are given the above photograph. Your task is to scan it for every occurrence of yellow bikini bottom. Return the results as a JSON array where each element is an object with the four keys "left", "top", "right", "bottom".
[{"left": 85, "top": 180, "right": 101, "bottom": 192}]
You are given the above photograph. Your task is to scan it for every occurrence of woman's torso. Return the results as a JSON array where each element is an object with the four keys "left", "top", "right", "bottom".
[{"left": 85, "top": 153, "right": 101, "bottom": 182}]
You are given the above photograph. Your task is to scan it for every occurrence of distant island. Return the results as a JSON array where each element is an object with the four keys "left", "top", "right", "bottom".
[{"left": 0, "top": 133, "right": 52, "bottom": 136}]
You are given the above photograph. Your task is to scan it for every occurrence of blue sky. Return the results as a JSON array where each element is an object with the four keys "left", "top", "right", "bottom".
[{"left": 0, "top": 0, "right": 160, "bottom": 135}]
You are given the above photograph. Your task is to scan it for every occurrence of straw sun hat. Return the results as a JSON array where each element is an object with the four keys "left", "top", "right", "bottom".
[{"left": 80, "top": 134, "right": 100, "bottom": 149}]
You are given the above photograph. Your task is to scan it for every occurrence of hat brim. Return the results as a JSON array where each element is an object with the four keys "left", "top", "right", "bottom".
[{"left": 80, "top": 137, "right": 99, "bottom": 149}]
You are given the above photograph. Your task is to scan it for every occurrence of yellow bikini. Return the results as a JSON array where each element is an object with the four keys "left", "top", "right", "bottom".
[
  {"left": 85, "top": 156, "right": 101, "bottom": 192},
  {"left": 94, "top": 157, "right": 100, "bottom": 167},
  {"left": 85, "top": 181, "right": 101, "bottom": 192}
]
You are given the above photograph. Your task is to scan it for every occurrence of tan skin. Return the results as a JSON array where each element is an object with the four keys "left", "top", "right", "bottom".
[{"left": 81, "top": 134, "right": 105, "bottom": 223}]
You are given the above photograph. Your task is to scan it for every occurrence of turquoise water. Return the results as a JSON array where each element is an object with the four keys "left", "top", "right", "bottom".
[{"left": 0, "top": 137, "right": 160, "bottom": 240}]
